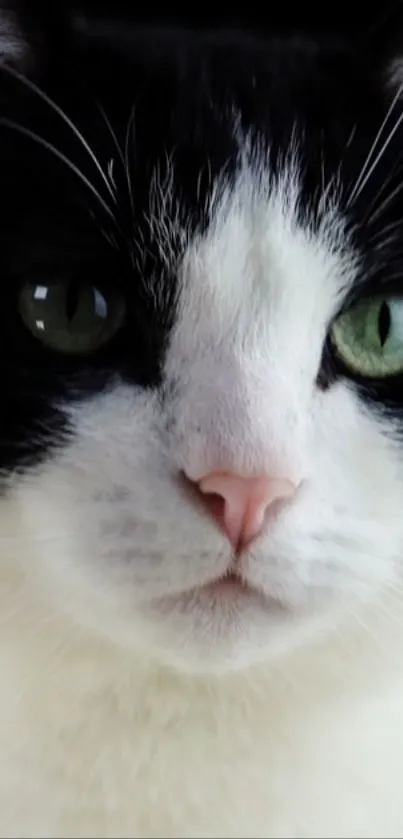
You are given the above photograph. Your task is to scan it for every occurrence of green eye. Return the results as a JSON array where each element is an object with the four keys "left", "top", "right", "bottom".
[
  {"left": 19, "top": 277, "right": 126, "bottom": 355},
  {"left": 331, "top": 295, "right": 403, "bottom": 378}
]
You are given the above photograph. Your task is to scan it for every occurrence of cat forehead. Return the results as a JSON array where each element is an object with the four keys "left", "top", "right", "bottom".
[{"left": 161, "top": 155, "right": 357, "bottom": 374}]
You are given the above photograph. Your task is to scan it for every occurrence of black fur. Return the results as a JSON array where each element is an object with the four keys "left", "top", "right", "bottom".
[{"left": 1, "top": 1, "right": 403, "bottom": 471}]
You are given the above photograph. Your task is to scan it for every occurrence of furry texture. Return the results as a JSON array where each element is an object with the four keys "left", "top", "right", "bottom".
[{"left": 2, "top": 2, "right": 403, "bottom": 836}]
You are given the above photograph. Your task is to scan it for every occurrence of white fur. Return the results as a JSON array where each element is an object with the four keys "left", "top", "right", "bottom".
[{"left": 1, "top": 156, "right": 403, "bottom": 836}]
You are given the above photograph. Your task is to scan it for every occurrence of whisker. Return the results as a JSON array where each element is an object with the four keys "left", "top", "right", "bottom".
[
  {"left": 107, "top": 158, "right": 116, "bottom": 189},
  {"left": 317, "top": 171, "right": 338, "bottom": 218},
  {"left": 0, "top": 117, "right": 116, "bottom": 221},
  {"left": 362, "top": 156, "right": 403, "bottom": 227},
  {"left": 95, "top": 99, "right": 137, "bottom": 228},
  {"left": 320, "top": 143, "right": 326, "bottom": 195},
  {"left": 95, "top": 100, "right": 126, "bottom": 170},
  {"left": 0, "top": 64, "right": 117, "bottom": 204},
  {"left": 124, "top": 104, "right": 136, "bottom": 218},
  {"left": 365, "top": 177, "right": 403, "bottom": 228},
  {"left": 348, "top": 82, "right": 403, "bottom": 207},
  {"left": 345, "top": 123, "right": 357, "bottom": 150},
  {"left": 347, "top": 85, "right": 403, "bottom": 206}
]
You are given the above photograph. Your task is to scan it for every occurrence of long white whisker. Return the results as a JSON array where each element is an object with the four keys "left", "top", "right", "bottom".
[
  {"left": 96, "top": 99, "right": 136, "bottom": 226},
  {"left": 95, "top": 100, "right": 126, "bottom": 170},
  {"left": 345, "top": 123, "right": 357, "bottom": 150},
  {"left": 1, "top": 64, "right": 117, "bottom": 204},
  {"left": 362, "top": 151, "right": 403, "bottom": 227},
  {"left": 351, "top": 110, "right": 403, "bottom": 207},
  {"left": 366, "top": 177, "right": 403, "bottom": 228},
  {"left": 0, "top": 118, "right": 116, "bottom": 221},
  {"left": 348, "top": 82, "right": 403, "bottom": 206},
  {"left": 124, "top": 104, "right": 136, "bottom": 217}
]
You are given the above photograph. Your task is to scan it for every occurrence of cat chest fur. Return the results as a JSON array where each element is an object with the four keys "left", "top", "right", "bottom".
[{"left": 1, "top": 626, "right": 403, "bottom": 838}]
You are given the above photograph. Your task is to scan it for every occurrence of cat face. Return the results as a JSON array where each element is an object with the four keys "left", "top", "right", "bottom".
[{"left": 1, "top": 3, "right": 403, "bottom": 672}]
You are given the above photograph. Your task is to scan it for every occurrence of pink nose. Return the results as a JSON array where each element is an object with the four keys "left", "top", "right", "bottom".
[{"left": 198, "top": 472, "right": 296, "bottom": 552}]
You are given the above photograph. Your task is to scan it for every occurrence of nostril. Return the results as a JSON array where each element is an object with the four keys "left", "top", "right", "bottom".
[
  {"left": 200, "top": 491, "right": 227, "bottom": 534},
  {"left": 180, "top": 473, "right": 227, "bottom": 532},
  {"left": 181, "top": 470, "right": 297, "bottom": 551}
]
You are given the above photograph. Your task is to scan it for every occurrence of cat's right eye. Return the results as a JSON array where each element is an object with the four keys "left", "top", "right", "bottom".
[{"left": 18, "top": 277, "right": 126, "bottom": 355}]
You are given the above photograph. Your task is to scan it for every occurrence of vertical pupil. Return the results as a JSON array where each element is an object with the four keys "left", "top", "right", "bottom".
[
  {"left": 66, "top": 281, "right": 80, "bottom": 323},
  {"left": 378, "top": 301, "right": 391, "bottom": 347}
]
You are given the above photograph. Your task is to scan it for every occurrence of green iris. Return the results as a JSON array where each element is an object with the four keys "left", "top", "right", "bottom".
[
  {"left": 19, "top": 277, "right": 126, "bottom": 355},
  {"left": 331, "top": 295, "right": 403, "bottom": 378}
]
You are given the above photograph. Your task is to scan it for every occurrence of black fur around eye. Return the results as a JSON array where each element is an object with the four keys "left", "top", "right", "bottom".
[{"left": 18, "top": 277, "right": 127, "bottom": 356}]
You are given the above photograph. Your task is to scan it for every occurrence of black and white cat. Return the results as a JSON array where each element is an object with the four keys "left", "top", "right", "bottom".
[{"left": 1, "top": 1, "right": 403, "bottom": 835}]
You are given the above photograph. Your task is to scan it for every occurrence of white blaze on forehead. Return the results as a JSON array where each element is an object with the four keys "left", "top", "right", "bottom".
[
  {"left": 169, "top": 157, "right": 358, "bottom": 377},
  {"left": 163, "top": 155, "right": 359, "bottom": 480}
]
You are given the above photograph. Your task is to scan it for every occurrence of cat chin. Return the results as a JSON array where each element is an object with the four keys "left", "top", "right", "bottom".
[{"left": 98, "top": 583, "right": 331, "bottom": 675}]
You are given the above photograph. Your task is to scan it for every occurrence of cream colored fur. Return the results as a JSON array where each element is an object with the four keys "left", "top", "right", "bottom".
[{"left": 1, "top": 548, "right": 403, "bottom": 838}]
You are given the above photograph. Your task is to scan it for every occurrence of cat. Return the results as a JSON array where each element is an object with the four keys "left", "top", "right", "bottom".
[{"left": 1, "top": 1, "right": 403, "bottom": 835}]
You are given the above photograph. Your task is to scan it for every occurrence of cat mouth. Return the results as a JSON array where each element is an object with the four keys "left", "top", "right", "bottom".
[
  {"left": 155, "top": 569, "right": 262, "bottom": 605},
  {"left": 189, "top": 568, "right": 277, "bottom": 604},
  {"left": 201, "top": 570, "right": 252, "bottom": 593},
  {"left": 153, "top": 569, "right": 287, "bottom": 616}
]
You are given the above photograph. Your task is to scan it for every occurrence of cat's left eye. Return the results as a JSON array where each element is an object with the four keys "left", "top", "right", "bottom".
[
  {"left": 330, "top": 294, "right": 403, "bottom": 378},
  {"left": 19, "top": 277, "right": 126, "bottom": 356}
]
